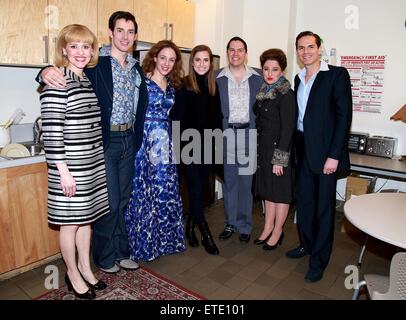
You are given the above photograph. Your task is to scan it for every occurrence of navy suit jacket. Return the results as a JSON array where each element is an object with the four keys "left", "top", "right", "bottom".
[
  {"left": 85, "top": 56, "right": 148, "bottom": 151},
  {"left": 294, "top": 65, "right": 352, "bottom": 176}
]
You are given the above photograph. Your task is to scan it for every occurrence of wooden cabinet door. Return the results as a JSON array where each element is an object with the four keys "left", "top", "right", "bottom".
[
  {"left": 98, "top": 0, "right": 134, "bottom": 46},
  {"left": 167, "top": 0, "right": 195, "bottom": 48},
  {"left": 0, "top": 169, "right": 16, "bottom": 274},
  {"left": 7, "top": 163, "right": 59, "bottom": 269},
  {"left": 47, "top": 0, "right": 98, "bottom": 64},
  {"left": 0, "top": 0, "right": 49, "bottom": 65},
  {"left": 134, "top": 0, "right": 167, "bottom": 44}
]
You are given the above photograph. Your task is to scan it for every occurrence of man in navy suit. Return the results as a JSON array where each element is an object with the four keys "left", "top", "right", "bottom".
[
  {"left": 38, "top": 12, "right": 148, "bottom": 273},
  {"left": 285, "top": 31, "right": 352, "bottom": 282}
]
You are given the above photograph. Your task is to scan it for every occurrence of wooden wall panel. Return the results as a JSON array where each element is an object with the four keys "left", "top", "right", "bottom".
[
  {"left": 48, "top": 0, "right": 98, "bottom": 64},
  {"left": 98, "top": 0, "right": 134, "bottom": 46},
  {"left": 134, "top": 0, "right": 167, "bottom": 44},
  {"left": 6, "top": 163, "right": 59, "bottom": 269},
  {"left": 0, "top": 0, "right": 48, "bottom": 65},
  {"left": 0, "top": 170, "right": 16, "bottom": 273}
]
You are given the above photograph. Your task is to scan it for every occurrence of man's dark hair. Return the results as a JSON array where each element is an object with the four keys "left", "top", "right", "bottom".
[
  {"left": 226, "top": 36, "right": 247, "bottom": 52},
  {"left": 295, "top": 31, "right": 321, "bottom": 49},
  {"left": 108, "top": 11, "right": 137, "bottom": 33}
]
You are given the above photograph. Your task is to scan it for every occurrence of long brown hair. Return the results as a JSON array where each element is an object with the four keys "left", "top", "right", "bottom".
[
  {"left": 185, "top": 44, "right": 216, "bottom": 96},
  {"left": 142, "top": 40, "right": 183, "bottom": 89}
]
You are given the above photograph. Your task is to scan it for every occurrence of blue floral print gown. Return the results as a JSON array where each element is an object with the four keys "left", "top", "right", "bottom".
[{"left": 125, "top": 78, "right": 185, "bottom": 262}]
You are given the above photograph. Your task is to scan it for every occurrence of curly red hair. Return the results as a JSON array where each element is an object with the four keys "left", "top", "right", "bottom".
[{"left": 142, "top": 40, "right": 184, "bottom": 89}]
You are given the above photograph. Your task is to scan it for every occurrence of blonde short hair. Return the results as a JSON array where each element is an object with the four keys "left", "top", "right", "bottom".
[{"left": 55, "top": 24, "right": 98, "bottom": 68}]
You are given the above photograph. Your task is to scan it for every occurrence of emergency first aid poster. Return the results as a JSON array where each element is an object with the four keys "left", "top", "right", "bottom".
[{"left": 340, "top": 55, "right": 386, "bottom": 113}]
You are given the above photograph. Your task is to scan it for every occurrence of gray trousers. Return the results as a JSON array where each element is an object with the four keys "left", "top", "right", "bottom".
[{"left": 222, "top": 128, "right": 256, "bottom": 234}]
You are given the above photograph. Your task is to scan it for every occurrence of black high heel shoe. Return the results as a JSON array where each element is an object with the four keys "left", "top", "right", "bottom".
[
  {"left": 78, "top": 271, "right": 107, "bottom": 291},
  {"left": 65, "top": 273, "right": 96, "bottom": 299},
  {"left": 263, "top": 232, "right": 284, "bottom": 251},
  {"left": 253, "top": 232, "right": 272, "bottom": 245}
]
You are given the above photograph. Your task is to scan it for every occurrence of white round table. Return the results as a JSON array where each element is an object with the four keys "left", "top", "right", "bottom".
[{"left": 344, "top": 193, "right": 406, "bottom": 249}]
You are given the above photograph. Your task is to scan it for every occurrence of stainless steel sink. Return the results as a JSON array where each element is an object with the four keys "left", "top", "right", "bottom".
[
  {"left": 0, "top": 142, "right": 45, "bottom": 160},
  {"left": 21, "top": 141, "right": 45, "bottom": 156}
]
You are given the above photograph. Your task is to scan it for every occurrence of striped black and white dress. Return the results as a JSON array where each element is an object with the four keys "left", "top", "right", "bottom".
[{"left": 40, "top": 67, "right": 109, "bottom": 225}]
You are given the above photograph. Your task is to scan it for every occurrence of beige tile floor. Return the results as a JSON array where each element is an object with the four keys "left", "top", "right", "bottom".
[{"left": 0, "top": 200, "right": 397, "bottom": 300}]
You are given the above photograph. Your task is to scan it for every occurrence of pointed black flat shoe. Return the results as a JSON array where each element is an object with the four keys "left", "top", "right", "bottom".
[
  {"left": 65, "top": 273, "right": 96, "bottom": 299},
  {"left": 263, "top": 232, "right": 284, "bottom": 251}
]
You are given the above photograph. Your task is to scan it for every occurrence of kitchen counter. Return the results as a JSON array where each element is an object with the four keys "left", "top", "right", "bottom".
[
  {"left": 0, "top": 154, "right": 45, "bottom": 169},
  {"left": 350, "top": 153, "right": 406, "bottom": 180}
]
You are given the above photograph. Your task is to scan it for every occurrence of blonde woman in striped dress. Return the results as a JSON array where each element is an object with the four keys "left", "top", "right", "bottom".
[{"left": 40, "top": 24, "right": 109, "bottom": 299}]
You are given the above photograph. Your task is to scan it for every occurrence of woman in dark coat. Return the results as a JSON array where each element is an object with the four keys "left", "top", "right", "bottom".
[
  {"left": 253, "top": 48, "right": 296, "bottom": 250},
  {"left": 172, "top": 44, "right": 223, "bottom": 255}
]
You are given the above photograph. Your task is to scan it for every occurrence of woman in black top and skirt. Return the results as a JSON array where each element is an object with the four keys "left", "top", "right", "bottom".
[
  {"left": 172, "top": 45, "right": 223, "bottom": 255},
  {"left": 253, "top": 49, "right": 296, "bottom": 250}
]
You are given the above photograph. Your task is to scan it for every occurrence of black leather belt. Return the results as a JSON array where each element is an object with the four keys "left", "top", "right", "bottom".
[{"left": 228, "top": 123, "right": 250, "bottom": 129}]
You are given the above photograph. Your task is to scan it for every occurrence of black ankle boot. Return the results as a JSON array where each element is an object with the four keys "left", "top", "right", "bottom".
[
  {"left": 185, "top": 216, "right": 199, "bottom": 247},
  {"left": 197, "top": 221, "right": 220, "bottom": 255}
]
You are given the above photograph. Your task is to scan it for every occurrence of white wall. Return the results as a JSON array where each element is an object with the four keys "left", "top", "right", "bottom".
[
  {"left": 241, "top": 0, "right": 292, "bottom": 69},
  {"left": 0, "top": 67, "right": 42, "bottom": 124},
  {"left": 293, "top": 0, "right": 406, "bottom": 155},
  {"left": 194, "top": 0, "right": 294, "bottom": 68},
  {"left": 193, "top": 0, "right": 224, "bottom": 57},
  {"left": 194, "top": 0, "right": 245, "bottom": 67}
]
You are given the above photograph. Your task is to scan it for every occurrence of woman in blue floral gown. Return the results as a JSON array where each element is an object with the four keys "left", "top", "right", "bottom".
[{"left": 125, "top": 40, "right": 185, "bottom": 262}]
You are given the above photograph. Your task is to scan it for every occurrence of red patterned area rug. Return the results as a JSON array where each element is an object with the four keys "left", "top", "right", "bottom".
[{"left": 36, "top": 267, "right": 205, "bottom": 300}]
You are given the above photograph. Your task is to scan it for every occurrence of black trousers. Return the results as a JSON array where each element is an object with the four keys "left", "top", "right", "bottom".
[
  {"left": 295, "top": 132, "right": 337, "bottom": 273},
  {"left": 183, "top": 164, "right": 210, "bottom": 224},
  {"left": 92, "top": 131, "right": 136, "bottom": 269}
]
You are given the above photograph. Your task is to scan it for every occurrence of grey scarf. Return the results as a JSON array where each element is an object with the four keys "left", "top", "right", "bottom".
[{"left": 256, "top": 76, "right": 291, "bottom": 102}]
